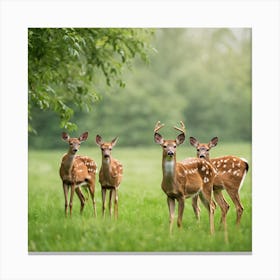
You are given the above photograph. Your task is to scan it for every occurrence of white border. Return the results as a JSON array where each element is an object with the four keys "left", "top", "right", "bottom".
[{"left": 1, "top": 1, "right": 279, "bottom": 280}]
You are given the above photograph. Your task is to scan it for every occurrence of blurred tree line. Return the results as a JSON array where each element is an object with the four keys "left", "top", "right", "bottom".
[{"left": 29, "top": 28, "right": 251, "bottom": 149}]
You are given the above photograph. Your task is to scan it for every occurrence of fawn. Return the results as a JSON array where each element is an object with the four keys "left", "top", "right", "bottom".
[
  {"left": 190, "top": 136, "right": 249, "bottom": 226},
  {"left": 96, "top": 135, "right": 123, "bottom": 219},
  {"left": 59, "top": 132, "right": 97, "bottom": 217}
]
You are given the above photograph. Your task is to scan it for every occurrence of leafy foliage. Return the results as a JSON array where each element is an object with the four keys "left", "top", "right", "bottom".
[
  {"left": 29, "top": 28, "right": 251, "bottom": 149},
  {"left": 28, "top": 28, "right": 155, "bottom": 131}
]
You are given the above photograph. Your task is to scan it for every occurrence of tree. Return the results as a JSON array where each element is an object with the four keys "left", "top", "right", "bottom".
[
  {"left": 29, "top": 28, "right": 251, "bottom": 149},
  {"left": 28, "top": 28, "right": 155, "bottom": 132}
]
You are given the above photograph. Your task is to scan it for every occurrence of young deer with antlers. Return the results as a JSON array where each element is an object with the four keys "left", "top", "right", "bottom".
[
  {"left": 154, "top": 121, "right": 216, "bottom": 234},
  {"left": 59, "top": 132, "right": 97, "bottom": 217},
  {"left": 189, "top": 136, "right": 249, "bottom": 225},
  {"left": 96, "top": 135, "right": 123, "bottom": 219}
]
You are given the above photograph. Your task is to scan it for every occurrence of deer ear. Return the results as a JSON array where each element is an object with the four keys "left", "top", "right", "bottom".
[
  {"left": 62, "top": 132, "right": 70, "bottom": 142},
  {"left": 189, "top": 136, "right": 199, "bottom": 148},
  {"left": 96, "top": 134, "right": 103, "bottom": 146},
  {"left": 176, "top": 133, "right": 185, "bottom": 146},
  {"left": 78, "top": 132, "right": 88, "bottom": 142},
  {"left": 111, "top": 136, "right": 119, "bottom": 147},
  {"left": 209, "top": 137, "right": 218, "bottom": 148},
  {"left": 154, "top": 133, "right": 164, "bottom": 145}
]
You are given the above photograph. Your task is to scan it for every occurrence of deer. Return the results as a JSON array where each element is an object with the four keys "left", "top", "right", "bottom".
[
  {"left": 189, "top": 136, "right": 249, "bottom": 226},
  {"left": 96, "top": 135, "right": 123, "bottom": 219},
  {"left": 154, "top": 121, "right": 217, "bottom": 234},
  {"left": 59, "top": 132, "right": 97, "bottom": 217}
]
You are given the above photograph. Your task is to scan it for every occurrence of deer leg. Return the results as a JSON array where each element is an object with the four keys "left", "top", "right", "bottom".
[
  {"left": 199, "top": 190, "right": 215, "bottom": 235},
  {"left": 87, "top": 182, "right": 96, "bottom": 217},
  {"left": 63, "top": 183, "right": 69, "bottom": 217},
  {"left": 110, "top": 189, "right": 119, "bottom": 220},
  {"left": 177, "top": 197, "right": 185, "bottom": 228},
  {"left": 226, "top": 188, "right": 244, "bottom": 226},
  {"left": 213, "top": 190, "right": 229, "bottom": 229},
  {"left": 192, "top": 194, "right": 201, "bottom": 221},
  {"left": 113, "top": 189, "right": 118, "bottom": 220},
  {"left": 167, "top": 197, "right": 176, "bottom": 234},
  {"left": 109, "top": 189, "right": 113, "bottom": 218},
  {"left": 69, "top": 184, "right": 75, "bottom": 217},
  {"left": 75, "top": 187, "right": 85, "bottom": 214},
  {"left": 213, "top": 190, "right": 229, "bottom": 243},
  {"left": 101, "top": 188, "right": 107, "bottom": 218}
]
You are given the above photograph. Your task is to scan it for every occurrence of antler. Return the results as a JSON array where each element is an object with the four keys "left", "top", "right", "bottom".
[
  {"left": 173, "top": 121, "right": 186, "bottom": 135},
  {"left": 154, "top": 121, "right": 165, "bottom": 133}
]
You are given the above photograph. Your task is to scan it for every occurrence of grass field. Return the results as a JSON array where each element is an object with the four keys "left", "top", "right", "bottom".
[{"left": 28, "top": 143, "right": 251, "bottom": 253}]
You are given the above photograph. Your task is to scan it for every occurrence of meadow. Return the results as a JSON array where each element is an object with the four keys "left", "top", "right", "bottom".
[{"left": 28, "top": 142, "right": 251, "bottom": 253}]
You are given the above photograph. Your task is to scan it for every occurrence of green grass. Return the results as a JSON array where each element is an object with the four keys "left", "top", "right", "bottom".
[{"left": 28, "top": 143, "right": 251, "bottom": 252}]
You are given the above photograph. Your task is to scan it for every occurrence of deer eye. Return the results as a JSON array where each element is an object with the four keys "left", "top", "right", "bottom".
[
  {"left": 101, "top": 148, "right": 104, "bottom": 151},
  {"left": 163, "top": 145, "right": 167, "bottom": 148},
  {"left": 109, "top": 148, "right": 112, "bottom": 151},
  {"left": 206, "top": 149, "right": 209, "bottom": 152},
  {"left": 197, "top": 149, "right": 200, "bottom": 152},
  {"left": 173, "top": 145, "right": 176, "bottom": 148}
]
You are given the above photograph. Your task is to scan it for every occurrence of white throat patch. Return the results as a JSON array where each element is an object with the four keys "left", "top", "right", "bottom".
[{"left": 164, "top": 160, "right": 175, "bottom": 175}]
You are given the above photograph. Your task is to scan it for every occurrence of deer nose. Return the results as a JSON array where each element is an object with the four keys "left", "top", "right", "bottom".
[
  {"left": 167, "top": 151, "right": 174, "bottom": 156},
  {"left": 73, "top": 148, "right": 78, "bottom": 153},
  {"left": 199, "top": 155, "right": 205, "bottom": 158}
]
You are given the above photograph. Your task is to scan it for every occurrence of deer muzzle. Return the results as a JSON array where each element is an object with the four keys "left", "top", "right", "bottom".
[
  {"left": 167, "top": 150, "right": 174, "bottom": 157},
  {"left": 103, "top": 151, "right": 111, "bottom": 158},
  {"left": 71, "top": 147, "right": 79, "bottom": 154}
]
